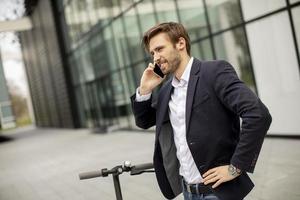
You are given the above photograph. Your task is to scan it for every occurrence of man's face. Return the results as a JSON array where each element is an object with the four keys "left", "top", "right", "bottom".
[{"left": 149, "top": 33, "right": 181, "bottom": 75}]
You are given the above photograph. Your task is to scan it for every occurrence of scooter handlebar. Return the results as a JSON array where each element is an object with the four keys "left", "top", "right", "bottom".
[{"left": 79, "top": 162, "right": 154, "bottom": 180}]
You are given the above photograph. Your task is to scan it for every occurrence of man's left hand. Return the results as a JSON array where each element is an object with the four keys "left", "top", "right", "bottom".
[{"left": 202, "top": 165, "right": 240, "bottom": 188}]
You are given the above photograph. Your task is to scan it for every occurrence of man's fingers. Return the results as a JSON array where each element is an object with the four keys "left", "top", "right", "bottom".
[
  {"left": 203, "top": 167, "right": 217, "bottom": 177},
  {"left": 212, "top": 179, "right": 223, "bottom": 188},
  {"left": 203, "top": 176, "right": 220, "bottom": 185},
  {"left": 203, "top": 172, "right": 218, "bottom": 182},
  {"left": 148, "top": 63, "right": 155, "bottom": 69}
]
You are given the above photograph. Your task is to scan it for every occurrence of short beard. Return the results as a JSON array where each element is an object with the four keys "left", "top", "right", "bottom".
[{"left": 167, "top": 51, "right": 181, "bottom": 74}]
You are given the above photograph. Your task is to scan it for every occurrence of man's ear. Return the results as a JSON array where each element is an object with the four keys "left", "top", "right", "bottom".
[{"left": 176, "top": 37, "right": 186, "bottom": 51}]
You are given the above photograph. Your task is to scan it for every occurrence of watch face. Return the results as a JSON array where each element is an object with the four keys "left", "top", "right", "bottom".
[{"left": 228, "top": 165, "right": 236, "bottom": 176}]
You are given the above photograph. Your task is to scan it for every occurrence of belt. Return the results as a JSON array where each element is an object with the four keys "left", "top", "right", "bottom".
[{"left": 182, "top": 179, "right": 213, "bottom": 195}]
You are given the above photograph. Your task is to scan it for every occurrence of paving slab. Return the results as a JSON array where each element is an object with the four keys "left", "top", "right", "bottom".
[{"left": 0, "top": 127, "right": 299, "bottom": 200}]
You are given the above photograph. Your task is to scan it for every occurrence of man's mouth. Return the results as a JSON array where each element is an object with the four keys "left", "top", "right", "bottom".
[{"left": 160, "top": 62, "right": 167, "bottom": 71}]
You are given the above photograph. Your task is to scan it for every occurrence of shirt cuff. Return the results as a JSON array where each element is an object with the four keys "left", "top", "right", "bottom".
[{"left": 135, "top": 87, "right": 151, "bottom": 102}]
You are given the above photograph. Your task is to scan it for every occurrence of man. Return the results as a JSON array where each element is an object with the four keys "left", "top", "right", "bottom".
[{"left": 130, "top": 22, "right": 272, "bottom": 200}]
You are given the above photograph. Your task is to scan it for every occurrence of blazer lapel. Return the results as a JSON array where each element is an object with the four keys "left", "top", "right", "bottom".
[
  {"left": 156, "top": 80, "right": 173, "bottom": 135},
  {"left": 186, "top": 59, "right": 201, "bottom": 134}
]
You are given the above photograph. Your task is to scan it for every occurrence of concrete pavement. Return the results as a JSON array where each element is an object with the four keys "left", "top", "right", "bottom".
[{"left": 0, "top": 127, "right": 299, "bottom": 200}]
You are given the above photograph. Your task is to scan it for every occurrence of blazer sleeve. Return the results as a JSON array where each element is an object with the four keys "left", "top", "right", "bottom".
[
  {"left": 211, "top": 61, "right": 272, "bottom": 173},
  {"left": 130, "top": 94, "right": 156, "bottom": 129}
]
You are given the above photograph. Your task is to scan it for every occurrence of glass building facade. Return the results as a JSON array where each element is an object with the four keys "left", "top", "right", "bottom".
[
  {"left": 21, "top": 0, "right": 300, "bottom": 135},
  {"left": 0, "top": 54, "right": 16, "bottom": 130}
]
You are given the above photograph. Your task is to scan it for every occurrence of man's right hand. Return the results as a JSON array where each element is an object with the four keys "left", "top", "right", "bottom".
[{"left": 139, "top": 63, "right": 165, "bottom": 95}]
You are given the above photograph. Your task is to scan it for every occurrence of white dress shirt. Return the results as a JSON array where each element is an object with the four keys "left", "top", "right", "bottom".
[{"left": 136, "top": 57, "right": 203, "bottom": 184}]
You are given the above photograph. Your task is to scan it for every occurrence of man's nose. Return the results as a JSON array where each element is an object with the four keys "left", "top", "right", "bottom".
[{"left": 153, "top": 53, "right": 160, "bottom": 64}]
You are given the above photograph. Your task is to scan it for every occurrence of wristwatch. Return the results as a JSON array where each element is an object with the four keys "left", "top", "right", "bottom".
[{"left": 228, "top": 164, "right": 242, "bottom": 176}]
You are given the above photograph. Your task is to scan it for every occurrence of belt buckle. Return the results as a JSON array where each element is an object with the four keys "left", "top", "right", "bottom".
[{"left": 187, "top": 184, "right": 192, "bottom": 193}]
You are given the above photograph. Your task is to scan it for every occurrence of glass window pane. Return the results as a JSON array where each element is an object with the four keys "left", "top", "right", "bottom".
[
  {"left": 155, "top": 0, "right": 179, "bottom": 22},
  {"left": 80, "top": 43, "right": 95, "bottom": 81},
  {"left": 123, "top": 9, "right": 144, "bottom": 64},
  {"left": 241, "top": 0, "right": 286, "bottom": 21},
  {"left": 1, "top": 105, "right": 13, "bottom": 118},
  {"left": 86, "top": 0, "right": 100, "bottom": 26},
  {"left": 112, "top": 18, "right": 130, "bottom": 68},
  {"left": 69, "top": 54, "right": 80, "bottom": 86},
  {"left": 89, "top": 35, "right": 110, "bottom": 78},
  {"left": 132, "top": 62, "right": 147, "bottom": 87},
  {"left": 120, "top": 0, "right": 133, "bottom": 12},
  {"left": 64, "top": 4, "right": 76, "bottom": 45},
  {"left": 73, "top": 1, "right": 91, "bottom": 34},
  {"left": 73, "top": 49, "right": 85, "bottom": 84},
  {"left": 125, "top": 67, "right": 137, "bottom": 95},
  {"left": 75, "top": 87, "right": 87, "bottom": 127},
  {"left": 0, "top": 71, "right": 9, "bottom": 102},
  {"left": 136, "top": 0, "right": 157, "bottom": 33},
  {"left": 92, "top": 0, "right": 116, "bottom": 27},
  {"left": 213, "top": 28, "right": 255, "bottom": 90},
  {"left": 292, "top": 6, "right": 300, "bottom": 58},
  {"left": 177, "top": 0, "right": 209, "bottom": 40},
  {"left": 206, "top": 0, "right": 242, "bottom": 33},
  {"left": 70, "top": 1, "right": 83, "bottom": 41},
  {"left": 290, "top": 0, "right": 300, "bottom": 4},
  {"left": 246, "top": 12, "right": 300, "bottom": 134},
  {"left": 103, "top": 27, "right": 119, "bottom": 71},
  {"left": 191, "top": 39, "right": 213, "bottom": 60}
]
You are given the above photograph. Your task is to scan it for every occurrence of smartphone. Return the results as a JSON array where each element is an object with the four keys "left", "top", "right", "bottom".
[{"left": 154, "top": 63, "right": 164, "bottom": 78}]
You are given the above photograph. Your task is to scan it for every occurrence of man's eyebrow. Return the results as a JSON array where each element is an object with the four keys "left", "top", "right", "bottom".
[{"left": 150, "top": 45, "right": 163, "bottom": 54}]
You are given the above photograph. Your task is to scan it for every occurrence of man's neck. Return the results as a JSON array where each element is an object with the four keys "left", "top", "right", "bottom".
[{"left": 174, "top": 55, "right": 191, "bottom": 80}]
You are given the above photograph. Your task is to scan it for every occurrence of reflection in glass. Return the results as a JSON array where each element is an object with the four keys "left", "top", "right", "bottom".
[
  {"left": 73, "top": 1, "right": 91, "bottom": 34},
  {"left": 241, "top": 0, "right": 286, "bottom": 21},
  {"left": 120, "top": 0, "right": 134, "bottom": 12},
  {"left": 214, "top": 28, "right": 255, "bottom": 90},
  {"left": 73, "top": 49, "right": 85, "bottom": 84},
  {"left": 177, "top": 0, "right": 209, "bottom": 40},
  {"left": 96, "top": 76, "right": 117, "bottom": 123},
  {"left": 86, "top": 0, "right": 100, "bottom": 26},
  {"left": 292, "top": 6, "right": 300, "bottom": 58},
  {"left": 136, "top": 0, "right": 157, "bottom": 33},
  {"left": 89, "top": 35, "right": 110, "bottom": 78},
  {"left": 69, "top": 1, "right": 82, "bottom": 42},
  {"left": 80, "top": 43, "right": 95, "bottom": 81},
  {"left": 69, "top": 54, "right": 80, "bottom": 86},
  {"left": 154, "top": 0, "right": 179, "bottom": 22},
  {"left": 64, "top": 4, "right": 76, "bottom": 44},
  {"left": 246, "top": 12, "right": 300, "bottom": 133},
  {"left": 290, "top": 0, "right": 300, "bottom": 4},
  {"left": 125, "top": 67, "right": 137, "bottom": 95},
  {"left": 132, "top": 62, "right": 147, "bottom": 88},
  {"left": 75, "top": 87, "right": 87, "bottom": 127},
  {"left": 112, "top": 18, "right": 130, "bottom": 68},
  {"left": 206, "top": 0, "right": 242, "bottom": 33},
  {"left": 123, "top": 8, "right": 144, "bottom": 64},
  {"left": 78, "top": 85, "right": 92, "bottom": 127},
  {"left": 103, "top": 27, "right": 119, "bottom": 71},
  {"left": 191, "top": 39, "right": 213, "bottom": 60}
]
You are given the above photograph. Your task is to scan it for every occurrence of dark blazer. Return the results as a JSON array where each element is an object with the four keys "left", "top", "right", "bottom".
[{"left": 131, "top": 59, "right": 272, "bottom": 200}]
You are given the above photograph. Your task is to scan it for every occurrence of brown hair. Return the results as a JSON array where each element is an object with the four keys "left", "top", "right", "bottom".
[{"left": 142, "top": 22, "right": 191, "bottom": 56}]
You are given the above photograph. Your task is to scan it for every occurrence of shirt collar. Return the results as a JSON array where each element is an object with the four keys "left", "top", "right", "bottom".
[{"left": 171, "top": 57, "right": 194, "bottom": 88}]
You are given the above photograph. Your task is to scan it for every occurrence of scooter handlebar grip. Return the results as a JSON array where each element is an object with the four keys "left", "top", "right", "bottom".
[
  {"left": 132, "top": 163, "right": 154, "bottom": 171},
  {"left": 79, "top": 170, "right": 103, "bottom": 180}
]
